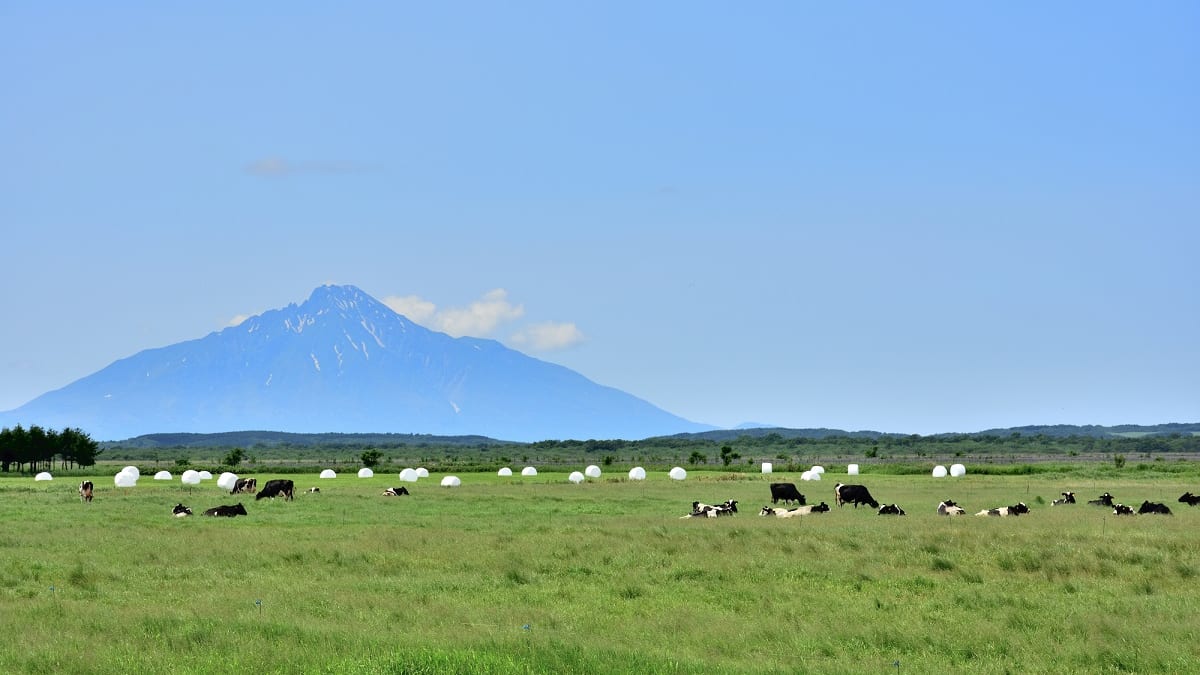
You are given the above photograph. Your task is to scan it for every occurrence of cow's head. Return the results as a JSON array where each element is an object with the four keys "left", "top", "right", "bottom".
[
  {"left": 233, "top": 503, "right": 247, "bottom": 516},
  {"left": 1180, "top": 493, "right": 1195, "bottom": 503},
  {"left": 812, "top": 502, "right": 830, "bottom": 513},
  {"left": 759, "top": 506, "right": 775, "bottom": 516},
  {"left": 1011, "top": 502, "right": 1029, "bottom": 514}
]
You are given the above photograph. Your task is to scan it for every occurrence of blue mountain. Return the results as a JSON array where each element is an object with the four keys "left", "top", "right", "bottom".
[{"left": 1, "top": 285, "right": 711, "bottom": 441}]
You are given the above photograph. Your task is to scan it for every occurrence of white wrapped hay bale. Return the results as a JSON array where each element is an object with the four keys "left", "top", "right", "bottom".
[
  {"left": 498, "top": 467, "right": 513, "bottom": 477},
  {"left": 440, "top": 475, "right": 461, "bottom": 487},
  {"left": 416, "top": 468, "right": 430, "bottom": 478},
  {"left": 800, "top": 470, "right": 815, "bottom": 481},
  {"left": 399, "top": 468, "right": 419, "bottom": 482},
  {"left": 628, "top": 467, "right": 646, "bottom": 481},
  {"left": 761, "top": 463, "right": 773, "bottom": 474},
  {"left": 217, "top": 472, "right": 238, "bottom": 491},
  {"left": 669, "top": 467, "right": 687, "bottom": 481},
  {"left": 181, "top": 470, "right": 201, "bottom": 485},
  {"left": 35, "top": 472, "right": 52, "bottom": 481},
  {"left": 950, "top": 464, "right": 966, "bottom": 477},
  {"left": 154, "top": 471, "right": 172, "bottom": 480},
  {"left": 320, "top": 469, "right": 336, "bottom": 479},
  {"left": 932, "top": 465, "right": 948, "bottom": 478},
  {"left": 521, "top": 466, "right": 538, "bottom": 477},
  {"left": 811, "top": 466, "right": 825, "bottom": 474},
  {"left": 568, "top": 471, "right": 585, "bottom": 484},
  {"left": 357, "top": 468, "right": 374, "bottom": 478},
  {"left": 122, "top": 466, "right": 140, "bottom": 479},
  {"left": 847, "top": 464, "right": 860, "bottom": 476},
  {"left": 585, "top": 465, "right": 601, "bottom": 478},
  {"left": 198, "top": 471, "right": 213, "bottom": 480},
  {"left": 114, "top": 469, "right": 138, "bottom": 487}
]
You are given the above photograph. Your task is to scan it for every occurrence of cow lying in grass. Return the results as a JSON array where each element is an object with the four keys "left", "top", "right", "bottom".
[
  {"left": 1139, "top": 501, "right": 1172, "bottom": 515},
  {"left": 937, "top": 500, "right": 965, "bottom": 516},
  {"left": 1179, "top": 492, "right": 1200, "bottom": 507},
  {"left": 1088, "top": 492, "right": 1114, "bottom": 507},
  {"left": 758, "top": 502, "right": 829, "bottom": 517},
  {"left": 203, "top": 503, "right": 247, "bottom": 517},
  {"left": 877, "top": 504, "right": 905, "bottom": 516},
  {"left": 1112, "top": 504, "right": 1136, "bottom": 516},
  {"left": 682, "top": 500, "right": 738, "bottom": 518},
  {"left": 382, "top": 487, "right": 410, "bottom": 496},
  {"left": 172, "top": 503, "right": 193, "bottom": 517},
  {"left": 1052, "top": 491, "right": 1076, "bottom": 505},
  {"left": 975, "top": 502, "right": 1030, "bottom": 517}
]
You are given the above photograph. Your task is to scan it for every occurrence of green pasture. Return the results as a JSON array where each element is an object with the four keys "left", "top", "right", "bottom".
[{"left": 3, "top": 469, "right": 1199, "bottom": 674}]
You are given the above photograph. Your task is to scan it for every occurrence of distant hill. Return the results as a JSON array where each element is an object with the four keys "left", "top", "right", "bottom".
[
  {"left": 0, "top": 284, "right": 711, "bottom": 442},
  {"left": 661, "top": 422, "right": 1200, "bottom": 443}
]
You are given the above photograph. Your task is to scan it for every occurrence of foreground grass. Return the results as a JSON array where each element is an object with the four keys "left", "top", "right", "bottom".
[{"left": 3, "top": 470, "right": 1200, "bottom": 673}]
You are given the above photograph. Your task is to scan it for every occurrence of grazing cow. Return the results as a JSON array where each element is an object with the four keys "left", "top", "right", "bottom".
[
  {"left": 759, "top": 502, "right": 829, "bottom": 517},
  {"left": 382, "top": 487, "right": 410, "bottom": 497},
  {"left": 307, "top": 487, "right": 320, "bottom": 494},
  {"left": 172, "top": 503, "right": 193, "bottom": 517},
  {"left": 78, "top": 481, "right": 94, "bottom": 503},
  {"left": 1052, "top": 491, "right": 1076, "bottom": 506},
  {"left": 255, "top": 479, "right": 295, "bottom": 501},
  {"left": 1139, "top": 501, "right": 1172, "bottom": 515},
  {"left": 1088, "top": 492, "right": 1115, "bottom": 507},
  {"left": 202, "top": 503, "right": 248, "bottom": 517},
  {"left": 769, "top": 483, "right": 807, "bottom": 506},
  {"left": 975, "top": 502, "right": 1030, "bottom": 517},
  {"left": 834, "top": 483, "right": 879, "bottom": 509},
  {"left": 877, "top": 503, "right": 906, "bottom": 516},
  {"left": 231, "top": 478, "right": 258, "bottom": 495},
  {"left": 1178, "top": 492, "right": 1200, "bottom": 507},
  {"left": 937, "top": 500, "right": 965, "bottom": 516},
  {"left": 1112, "top": 504, "right": 1136, "bottom": 516}
]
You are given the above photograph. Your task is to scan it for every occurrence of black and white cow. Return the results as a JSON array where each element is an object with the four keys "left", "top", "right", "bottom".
[
  {"left": 1088, "top": 492, "right": 1115, "bottom": 507},
  {"left": 682, "top": 500, "right": 739, "bottom": 518},
  {"left": 759, "top": 502, "right": 829, "bottom": 517},
  {"left": 202, "top": 503, "right": 247, "bottom": 517},
  {"left": 937, "top": 500, "right": 965, "bottom": 516},
  {"left": 1138, "top": 501, "right": 1172, "bottom": 515},
  {"left": 79, "top": 481, "right": 94, "bottom": 503},
  {"left": 231, "top": 478, "right": 258, "bottom": 495},
  {"left": 1052, "top": 491, "right": 1076, "bottom": 506},
  {"left": 975, "top": 502, "right": 1030, "bottom": 517},
  {"left": 307, "top": 487, "right": 320, "bottom": 494},
  {"left": 1178, "top": 492, "right": 1200, "bottom": 507},
  {"left": 1112, "top": 504, "right": 1136, "bottom": 516},
  {"left": 382, "top": 487, "right": 410, "bottom": 497},
  {"left": 834, "top": 483, "right": 879, "bottom": 509},
  {"left": 255, "top": 479, "right": 295, "bottom": 501},
  {"left": 769, "top": 483, "right": 806, "bottom": 506},
  {"left": 877, "top": 503, "right": 905, "bottom": 516},
  {"left": 172, "top": 503, "right": 193, "bottom": 517}
]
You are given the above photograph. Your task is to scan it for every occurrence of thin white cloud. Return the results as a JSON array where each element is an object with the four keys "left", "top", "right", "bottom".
[
  {"left": 434, "top": 289, "right": 524, "bottom": 337},
  {"left": 509, "top": 322, "right": 585, "bottom": 352},
  {"left": 382, "top": 295, "right": 437, "bottom": 324},
  {"left": 226, "top": 314, "right": 250, "bottom": 327}
]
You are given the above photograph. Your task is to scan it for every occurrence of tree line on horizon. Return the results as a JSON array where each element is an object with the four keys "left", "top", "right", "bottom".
[{"left": 0, "top": 425, "right": 101, "bottom": 473}]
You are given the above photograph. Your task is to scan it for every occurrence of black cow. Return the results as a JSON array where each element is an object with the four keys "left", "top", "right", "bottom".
[
  {"left": 203, "top": 503, "right": 247, "bottom": 517},
  {"left": 79, "top": 481, "right": 94, "bottom": 503},
  {"left": 1179, "top": 492, "right": 1200, "bottom": 507},
  {"left": 382, "top": 487, "right": 410, "bottom": 497},
  {"left": 1139, "top": 501, "right": 1172, "bottom": 515},
  {"left": 1112, "top": 504, "right": 1135, "bottom": 516},
  {"left": 769, "top": 483, "right": 806, "bottom": 506},
  {"left": 1052, "top": 491, "right": 1076, "bottom": 506},
  {"left": 834, "top": 483, "right": 879, "bottom": 509},
  {"left": 1088, "top": 492, "right": 1114, "bottom": 507},
  {"left": 877, "top": 503, "right": 905, "bottom": 516},
  {"left": 172, "top": 503, "right": 193, "bottom": 517},
  {"left": 231, "top": 478, "right": 258, "bottom": 495},
  {"left": 255, "top": 479, "right": 295, "bottom": 501}
]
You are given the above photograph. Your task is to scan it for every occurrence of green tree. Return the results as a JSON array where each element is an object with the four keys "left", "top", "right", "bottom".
[
  {"left": 224, "top": 447, "right": 245, "bottom": 468},
  {"left": 719, "top": 445, "right": 740, "bottom": 467},
  {"left": 688, "top": 450, "right": 707, "bottom": 465},
  {"left": 361, "top": 449, "right": 383, "bottom": 468}
]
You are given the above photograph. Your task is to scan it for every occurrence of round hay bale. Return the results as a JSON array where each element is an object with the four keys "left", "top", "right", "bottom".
[
  {"left": 357, "top": 468, "right": 374, "bottom": 478},
  {"left": 628, "top": 467, "right": 646, "bottom": 480},
  {"left": 498, "top": 467, "right": 513, "bottom": 477},
  {"left": 800, "top": 470, "right": 814, "bottom": 481},
  {"left": 569, "top": 471, "right": 585, "bottom": 484},
  {"left": 416, "top": 468, "right": 430, "bottom": 478},
  {"left": 114, "top": 470, "right": 138, "bottom": 487},
  {"left": 399, "top": 468, "right": 419, "bottom": 482},
  {"left": 811, "top": 465, "right": 825, "bottom": 474},
  {"left": 181, "top": 470, "right": 201, "bottom": 485},
  {"left": 154, "top": 471, "right": 172, "bottom": 480},
  {"left": 669, "top": 467, "right": 686, "bottom": 481},
  {"left": 521, "top": 466, "right": 538, "bottom": 477},
  {"left": 585, "top": 465, "right": 601, "bottom": 478},
  {"left": 34, "top": 472, "right": 52, "bottom": 481},
  {"left": 440, "top": 475, "right": 461, "bottom": 487},
  {"left": 122, "top": 466, "right": 140, "bottom": 479},
  {"left": 932, "top": 465, "right": 948, "bottom": 478},
  {"left": 319, "top": 469, "right": 336, "bottom": 479},
  {"left": 847, "top": 464, "right": 860, "bottom": 475},
  {"left": 761, "top": 462, "right": 773, "bottom": 474},
  {"left": 198, "top": 471, "right": 213, "bottom": 480},
  {"left": 950, "top": 463, "right": 966, "bottom": 477},
  {"left": 217, "top": 472, "right": 238, "bottom": 491}
]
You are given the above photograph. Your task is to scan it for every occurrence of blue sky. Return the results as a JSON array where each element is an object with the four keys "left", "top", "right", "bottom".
[{"left": 2, "top": 2, "right": 1197, "bottom": 434}]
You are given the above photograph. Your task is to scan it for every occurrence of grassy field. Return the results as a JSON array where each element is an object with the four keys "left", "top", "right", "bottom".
[{"left": 3, "top": 468, "right": 1199, "bottom": 674}]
